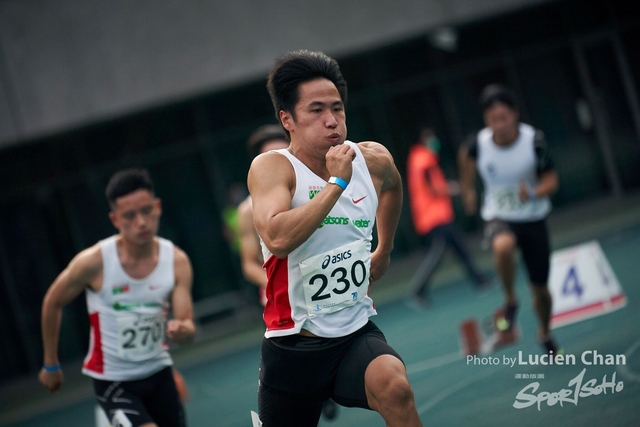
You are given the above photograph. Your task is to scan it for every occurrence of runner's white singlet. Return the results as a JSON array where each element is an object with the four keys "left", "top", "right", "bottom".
[
  {"left": 477, "top": 123, "right": 551, "bottom": 222},
  {"left": 82, "top": 236, "right": 173, "bottom": 381},
  {"left": 261, "top": 141, "right": 378, "bottom": 338}
]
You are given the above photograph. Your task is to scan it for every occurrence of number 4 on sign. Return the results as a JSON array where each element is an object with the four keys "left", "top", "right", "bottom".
[
  {"left": 549, "top": 240, "right": 627, "bottom": 329},
  {"left": 562, "top": 266, "right": 584, "bottom": 298}
]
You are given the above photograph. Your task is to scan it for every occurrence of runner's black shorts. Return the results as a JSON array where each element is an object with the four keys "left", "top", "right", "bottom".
[
  {"left": 484, "top": 218, "right": 551, "bottom": 285},
  {"left": 258, "top": 320, "right": 403, "bottom": 427},
  {"left": 93, "top": 366, "right": 186, "bottom": 427}
]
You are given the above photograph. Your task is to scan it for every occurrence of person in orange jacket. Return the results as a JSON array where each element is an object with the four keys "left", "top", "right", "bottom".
[{"left": 406, "top": 127, "right": 490, "bottom": 308}]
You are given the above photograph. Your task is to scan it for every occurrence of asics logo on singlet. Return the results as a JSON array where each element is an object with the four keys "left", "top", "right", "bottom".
[
  {"left": 318, "top": 216, "right": 350, "bottom": 228},
  {"left": 322, "top": 256, "right": 331, "bottom": 269},
  {"left": 321, "top": 250, "right": 352, "bottom": 269}
]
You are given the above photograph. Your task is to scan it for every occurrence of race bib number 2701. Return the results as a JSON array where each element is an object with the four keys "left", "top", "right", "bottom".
[
  {"left": 116, "top": 313, "right": 164, "bottom": 361},
  {"left": 299, "top": 239, "right": 370, "bottom": 316}
]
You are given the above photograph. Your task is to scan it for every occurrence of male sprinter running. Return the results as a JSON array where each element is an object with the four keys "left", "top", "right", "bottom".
[
  {"left": 459, "top": 84, "right": 561, "bottom": 354},
  {"left": 238, "top": 124, "right": 340, "bottom": 421},
  {"left": 39, "top": 168, "right": 196, "bottom": 427},
  {"left": 248, "top": 50, "right": 422, "bottom": 427}
]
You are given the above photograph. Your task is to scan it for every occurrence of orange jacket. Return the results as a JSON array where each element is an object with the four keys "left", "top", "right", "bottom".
[{"left": 407, "top": 145, "right": 454, "bottom": 236}]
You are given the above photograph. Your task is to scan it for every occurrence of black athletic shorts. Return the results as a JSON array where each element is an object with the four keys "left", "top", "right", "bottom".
[
  {"left": 93, "top": 366, "right": 186, "bottom": 427},
  {"left": 484, "top": 218, "right": 551, "bottom": 286},
  {"left": 258, "top": 320, "right": 403, "bottom": 427}
]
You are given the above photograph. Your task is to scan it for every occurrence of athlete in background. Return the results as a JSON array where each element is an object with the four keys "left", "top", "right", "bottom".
[
  {"left": 459, "top": 84, "right": 561, "bottom": 354},
  {"left": 39, "top": 168, "right": 196, "bottom": 427},
  {"left": 238, "top": 125, "right": 290, "bottom": 306}
]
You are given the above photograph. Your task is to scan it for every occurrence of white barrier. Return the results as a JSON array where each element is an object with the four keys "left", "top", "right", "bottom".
[{"left": 549, "top": 240, "right": 627, "bottom": 329}]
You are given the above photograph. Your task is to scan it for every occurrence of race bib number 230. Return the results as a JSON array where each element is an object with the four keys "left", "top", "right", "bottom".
[{"left": 299, "top": 239, "right": 370, "bottom": 316}]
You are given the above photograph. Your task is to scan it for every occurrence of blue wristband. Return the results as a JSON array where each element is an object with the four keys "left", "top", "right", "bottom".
[
  {"left": 529, "top": 188, "right": 537, "bottom": 201},
  {"left": 43, "top": 364, "right": 61, "bottom": 372},
  {"left": 328, "top": 176, "right": 348, "bottom": 190}
]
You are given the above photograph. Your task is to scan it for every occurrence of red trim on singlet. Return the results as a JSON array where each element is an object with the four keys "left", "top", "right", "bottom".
[
  {"left": 263, "top": 255, "right": 294, "bottom": 331},
  {"left": 83, "top": 312, "right": 104, "bottom": 374}
]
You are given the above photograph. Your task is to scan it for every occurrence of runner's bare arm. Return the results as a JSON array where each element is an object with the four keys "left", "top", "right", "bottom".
[
  {"left": 458, "top": 146, "right": 478, "bottom": 215},
  {"left": 237, "top": 198, "right": 267, "bottom": 288},
  {"left": 248, "top": 149, "right": 349, "bottom": 259},
  {"left": 167, "top": 247, "right": 196, "bottom": 344},
  {"left": 518, "top": 169, "right": 559, "bottom": 202},
  {"left": 457, "top": 144, "right": 471, "bottom": 186},
  {"left": 534, "top": 169, "right": 559, "bottom": 198},
  {"left": 359, "top": 142, "right": 402, "bottom": 282},
  {"left": 39, "top": 246, "right": 102, "bottom": 392}
]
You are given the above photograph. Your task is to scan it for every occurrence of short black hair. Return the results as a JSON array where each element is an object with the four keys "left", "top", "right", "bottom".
[
  {"left": 246, "top": 124, "right": 288, "bottom": 157},
  {"left": 105, "top": 168, "right": 154, "bottom": 208},
  {"left": 480, "top": 84, "right": 518, "bottom": 112},
  {"left": 267, "top": 50, "right": 348, "bottom": 138}
]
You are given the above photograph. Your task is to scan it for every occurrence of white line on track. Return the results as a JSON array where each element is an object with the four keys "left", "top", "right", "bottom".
[
  {"left": 405, "top": 351, "right": 463, "bottom": 375},
  {"left": 616, "top": 339, "right": 640, "bottom": 383},
  {"left": 416, "top": 366, "right": 501, "bottom": 415}
]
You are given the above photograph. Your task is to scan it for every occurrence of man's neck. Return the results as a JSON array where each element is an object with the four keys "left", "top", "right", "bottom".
[
  {"left": 117, "top": 236, "right": 157, "bottom": 261},
  {"left": 288, "top": 145, "right": 331, "bottom": 181},
  {"left": 493, "top": 127, "right": 519, "bottom": 146}
]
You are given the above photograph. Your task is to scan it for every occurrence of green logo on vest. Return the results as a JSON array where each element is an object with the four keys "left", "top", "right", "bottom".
[
  {"left": 112, "top": 285, "right": 130, "bottom": 295},
  {"left": 352, "top": 219, "right": 371, "bottom": 228},
  {"left": 318, "top": 216, "right": 350, "bottom": 228},
  {"left": 113, "top": 301, "right": 162, "bottom": 311}
]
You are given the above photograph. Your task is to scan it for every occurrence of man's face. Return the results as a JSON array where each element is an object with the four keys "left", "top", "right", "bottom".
[
  {"left": 280, "top": 78, "right": 347, "bottom": 154},
  {"left": 109, "top": 189, "right": 161, "bottom": 245},
  {"left": 483, "top": 102, "right": 519, "bottom": 141}
]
